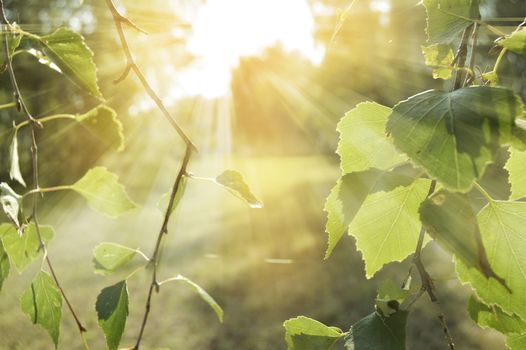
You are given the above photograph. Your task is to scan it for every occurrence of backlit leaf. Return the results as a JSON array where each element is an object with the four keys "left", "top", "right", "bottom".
[
  {"left": 345, "top": 310, "right": 408, "bottom": 350},
  {"left": 420, "top": 190, "right": 503, "bottom": 284},
  {"left": 351, "top": 178, "right": 431, "bottom": 278},
  {"left": 93, "top": 243, "right": 139, "bottom": 275},
  {"left": 0, "top": 240, "right": 9, "bottom": 292},
  {"left": 423, "top": 0, "right": 479, "bottom": 44},
  {"left": 456, "top": 201, "right": 526, "bottom": 321},
  {"left": 96, "top": 280, "right": 129, "bottom": 350},
  {"left": 21, "top": 271, "right": 62, "bottom": 347},
  {"left": 337, "top": 102, "right": 406, "bottom": 174},
  {"left": 376, "top": 280, "right": 410, "bottom": 317},
  {"left": 0, "top": 183, "right": 21, "bottom": 230},
  {"left": 34, "top": 27, "right": 102, "bottom": 98},
  {"left": 499, "top": 28, "right": 526, "bottom": 55},
  {"left": 72, "top": 167, "right": 136, "bottom": 218},
  {"left": 9, "top": 130, "right": 26, "bottom": 186},
  {"left": 170, "top": 275, "right": 223, "bottom": 323},
  {"left": 0, "top": 223, "right": 54, "bottom": 273},
  {"left": 283, "top": 316, "right": 344, "bottom": 350},
  {"left": 0, "top": 23, "right": 22, "bottom": 66},
  {"left": 421, "top": 44, "right": 454, "bottom": 79},
  {"left": 76, "top": 105, "right": 124, "bottom": 151},
  {"left": 387, "top": 87, "right": 525, "bottom": 192},
  {"left": 216, "top": 170, "right": 263, "bottom": 208},
  {"left": 505, "top": 147, "right": 526, "bottom": 200},
  {"left": 157, "top": 174, "right": 187, "bottom": 215}
]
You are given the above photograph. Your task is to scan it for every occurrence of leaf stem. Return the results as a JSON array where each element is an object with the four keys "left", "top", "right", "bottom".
[
  {"left": 23, "top": 185, "right": 72, "bottom": 198},
  {"left": 0, "top": 1, "right": 88, "bottom": 344},
  {"left": 0, "top": 101, "right": 16, "bottom": 110},
  {"left": 493, "top": 48, "right": 508, "bottom": 75},
  {"left": 15, "top": 114, "right": 76, "bottom": 130},
  {"left": 473, "top": 182, "right": 494, "bottom": 203}
]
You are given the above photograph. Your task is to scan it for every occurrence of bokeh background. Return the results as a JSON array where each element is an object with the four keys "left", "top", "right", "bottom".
[{"left": 0, "top": 0, "right": 525, "bottom": 349}]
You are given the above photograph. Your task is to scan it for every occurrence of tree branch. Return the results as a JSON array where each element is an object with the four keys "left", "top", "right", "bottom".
[{"left": 0, "top": 0, "right": 88, "bottom": 347}]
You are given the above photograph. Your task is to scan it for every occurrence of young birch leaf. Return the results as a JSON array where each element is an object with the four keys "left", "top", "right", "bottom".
[
  {"left": 283, "top": 316, "right": 344, "bottom": 350},
  {"left": 0, "top": 240, "right": 9, "bottom": 292},
  {"left": 215, "top": 170, "right": 263, "bottom": 208},
  {"left": 337, "top": 102, "right": 406, "bottom": 174},
  {"left": 21, "top": 271, "right": 62, "bottom": 348},
  {"left": 499, "top": 28, "right": 526, "bottom": 55},
  {"left": 0, "top": 224, "right": 54, "bottom": 273},
  {"left": 157, "top": 175, "right": 187, "bottom": 215},
  {"left": 34, "top": 27, "right": 102, "bottom": 98},
  {"left": 72, "top": 167, "right": 136, "bottom": 218},
  {"left": 423, "top": 0, "right": 479, "bottom": 44},
  {"left": 96, "top": 280, "right": 129, "bottom": 350},
  {"left": 456, "top": 201, "right": 526, "bottom": 321},
  {"left": 376, "top": 280, "right": 410, "bottom": 317},
  {"left": 345, "top": 310, "right": 408, "bottom": 350},
  {"left": 421, "top": 191, "right": 505, "bottom": 287},
  {"left": 171, "top": 275, "right": 223, "bottom": 322},
  {"left": 505, "top": 147, "right": 526, "bottom": 200},
  {"left": 76, "top": 105, "right": 124, "bottom": 151},
  {"left": 387, "top": 87, "right": 525, "bottom": 192},
  {"left": 508, "top": 334, "right": 526, "bottom": 350},
  {"left": 0, "top": 183, "right": 22, "bottom": 230},
  {"left": 421, "top": 44, "right": 454, "bottom": 79},
  {"left": 9, "top": 130, "right": 26, "bottom": 187},
  {"left": 350, "top": 178, "right": 431, "bottom": 278},
  {"left": 468, "top": 296, "right": 526, "bottom": 336},
  {"left": 324, "top": 167, "right": 423, "bottom": 259},
  {"left": 93, "top": 243, "right": 139, "bottom": 275}
]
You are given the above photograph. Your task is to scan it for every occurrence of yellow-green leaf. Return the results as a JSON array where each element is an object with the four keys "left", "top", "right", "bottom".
[
  {"left": 96, "top": 280, "right": 129, "bottom": 350},
  {"left": 421, "top": 44, "right": 454, "bottom": 79}
]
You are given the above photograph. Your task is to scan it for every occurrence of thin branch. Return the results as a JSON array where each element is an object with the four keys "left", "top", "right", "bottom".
[
  {"left": 133, "top": 145, "right": 193, "bottom": 350},
  {"left": 453, "top": 25, "right": 474, "bottom": 90},
  {"left": 0, "top": 1, "right": 88, "bottom": 346},
  {"left": 104, "top": 0, "right": 197, "bottom": 152}
]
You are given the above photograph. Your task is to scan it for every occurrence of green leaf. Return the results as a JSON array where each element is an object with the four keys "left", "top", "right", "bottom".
[
  {"left": 499, "top": 28, "right": 526, "bottom": 55},
  {"left": 337, "top": 102, "right": 406, "bottom": 174},
  {"left": 34, "top": 27, "right": 102, "bottom": 98},
  {"left": 170, "top": 275, "right": 223, "bottom": 323},
  {"left": 324, "top": 167, "right": 422, "bottom": 259},
  {"left": 421, "top": 44, "right": 454, "bottom": 79},
  {"left": 96, "top": 280, "right": 129, "bottom": 350},
  {"left": 0, "top": 240, "right": 10, "bottom": 292},
  {"left": 0, "top": 183, "right": 22, "bottom": 230},
  {"left": 508, "top": 334, "right": 526, "bottom": 350},
  {"left": 157, "top": 174, "right": 187, "bottom": 215},
  {"left": 505, "top": 147, "right": 526, "bottom": 200},
  {"left": 9, "top": 130, "right": 26, "bottom": 187},
  {"left": 21, "top": 271, "right": 62, "bottom": 347},
  {"left": 423, "top": 0, "right": 479, "bottom": 44},
  {"left": 420, "top": 190, "right": 503, "bottom": 285},
  {"left": 0, "top": 23, "right": 22, "bottom": 66},
  {"left": 215, "top": 170, "right": 263, "bottom": 208},
  {"left": 345, "top": 310, "right": 408, "bottom": 350},
  {"left": 350, "top": 178, "right": 431, "bottom": 278},
  {"left": 456, "top": 201, "right": 526, "bottom": 321},
  {"left": 376, "top": 280, "right": 410, "bottom": 317},
  {"left": 387, "top": 87, "right": 525, "bottom": 192},
  {"left": 76, "top": 105, "right": 124, "bottom": 151},
  {"left": 468, "top": 296, "right": 526, "bottom": 336},
  {"left": 283, "top": 316, "right": 344, "bottom": 350},
  {"left": 72, "top": 167, "right": 136, "bottom": 217},
  {"left": 0, "top": 223, "right": 54, "bottom": 273},
  {"left": 93, "top": 243, "right": 139, "bottom": 275}
]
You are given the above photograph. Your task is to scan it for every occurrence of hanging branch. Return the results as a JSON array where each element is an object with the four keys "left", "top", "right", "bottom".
[
  {"left": 104, "top": 1, "right": 198, "bottom": 348},
  {"left": 0, "top": 1, "right": 89, "bottom": 348}
]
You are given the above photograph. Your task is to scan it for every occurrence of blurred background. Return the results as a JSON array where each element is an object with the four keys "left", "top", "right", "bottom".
[{"left": 0, "top": 0, "right": 525, "bottom": 348}]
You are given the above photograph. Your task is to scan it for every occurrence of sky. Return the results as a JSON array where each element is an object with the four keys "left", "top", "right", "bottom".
[{"left": 170, "top": 0, "right": 324, "bottom": 98}]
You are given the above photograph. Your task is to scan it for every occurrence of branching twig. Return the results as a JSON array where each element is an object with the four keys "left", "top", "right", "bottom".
[
  {"left": 104, "top": 0, "right": 197, "bottom": 151},
  {"left": 0, "top": 1, "right": 88, "bottom": 347},
  {"left": 104, "top": 1, "right": 198, "bottom": 348}
]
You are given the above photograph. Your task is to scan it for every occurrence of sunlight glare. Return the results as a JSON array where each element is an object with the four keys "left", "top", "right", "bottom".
[{"left": 172, "top": 0, "right": 324, "bottom": 98}]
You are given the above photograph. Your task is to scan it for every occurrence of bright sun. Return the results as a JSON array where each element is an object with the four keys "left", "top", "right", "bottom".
[{"left": 171, "top": 0, "right": 324, "bottom": 98}]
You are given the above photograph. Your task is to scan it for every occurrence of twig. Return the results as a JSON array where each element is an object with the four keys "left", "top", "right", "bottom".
[
  {"left": 453, "top": 25, "right": 474, "bottom": 90},
  {"left": 133, "top": 146, "right": 193, "bottom": 350},
  {"left": 104, "top": 0, "right": 197, "bottom": 152},
  {"left": 0, "top": 0, "right": 88, "bottom": 347}
]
